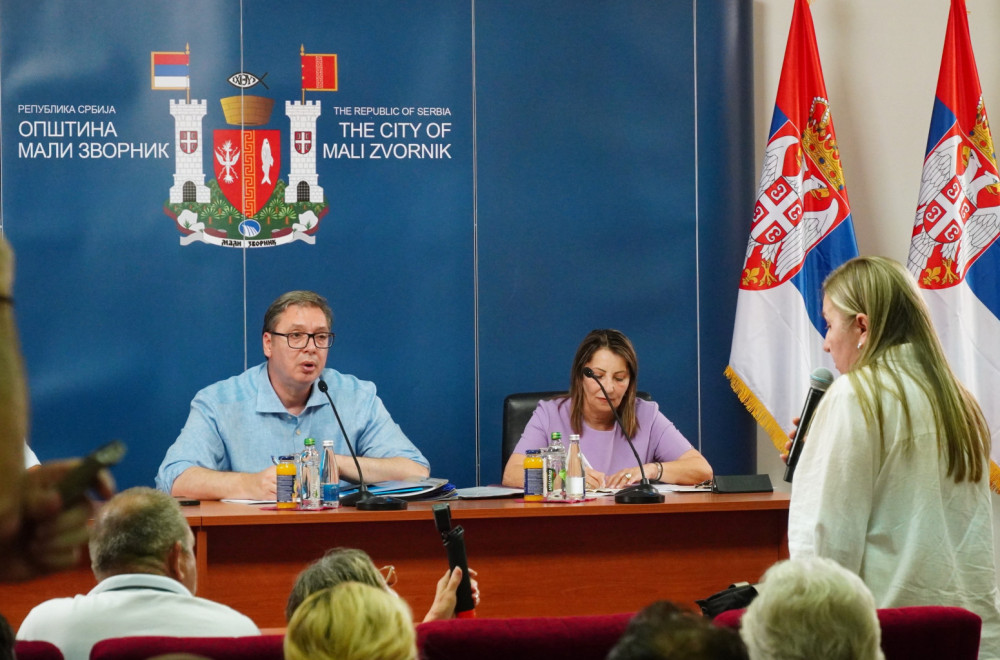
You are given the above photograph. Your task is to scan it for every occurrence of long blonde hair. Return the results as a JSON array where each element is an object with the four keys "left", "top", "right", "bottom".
[
  {"left": 823, "top": 256, "right": 989, "bottom": 482},
  {"left": 284, "top": 582, "right": 416, "bottom": 660}
]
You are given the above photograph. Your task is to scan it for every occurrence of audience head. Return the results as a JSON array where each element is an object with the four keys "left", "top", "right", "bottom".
[
  {"left": 286, "top": 547, "right": 387, "bottom": 621},
  {"left": 0, "top": 612, "right": 13, "bottom": 660},
  {"left": 740, "top": 557, "right": 884, "bottom": 660},
  {"left": 261, "top": 290, "right": 333, "bottom": 335},
  {"left": 607, "top": 600, "right": 748, "bottom": 660},
  {"left": 89, "top": 487, "right": 196, "bottom": 593},
  {"left": 284, "top": 581, "right": 416, "bottom": 660},
  {"left": 569, "top": 329, "right": 640, "bottom": 437}
]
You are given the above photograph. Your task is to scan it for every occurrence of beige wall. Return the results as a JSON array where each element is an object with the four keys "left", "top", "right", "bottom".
[{"left": 749, "top": 0, "right": 1000, "bottom": 549}]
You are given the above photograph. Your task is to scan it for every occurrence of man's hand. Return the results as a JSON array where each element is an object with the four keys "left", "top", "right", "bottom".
[
  {"left": 0, "top": 459, "right": 114, "bottom": 582},
  {"left": 245, "top": 466, "right": 277, "bottom": 500}
]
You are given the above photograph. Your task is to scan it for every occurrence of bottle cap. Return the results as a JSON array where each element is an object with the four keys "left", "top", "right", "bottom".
[
  {"left": 526, "top": 449, "right": 541, "bottom": 455},
  {"left": 304, "top": 437, "right": 316, "bottom": 446},
  {"left": 278, "top": 455, "right": 294, "bottom": 462},
  {"left": 550, "top": 432, "right": 562, "bottom": 440},
  {"left": 322, "top": 439, "right": 334, "bottom": 446}
]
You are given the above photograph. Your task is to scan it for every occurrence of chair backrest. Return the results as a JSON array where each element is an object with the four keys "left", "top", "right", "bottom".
[
  {"left": 713, "top": 605, "right": 982, "bottom": 660},
  {"left": 88, "top": 635, "right": 284, "bottom": 660},
  {"left": 12, "top": 640, "right": 64, "bottom": 660},
  {"left": 501, "top": 391, "right": 652, "bottom": 475},
  {"left": 417, "top": 612, "right": 634, "bottom": 660},
  {"left": 501, "top": 391, "right": 566, "bottom": 474}
]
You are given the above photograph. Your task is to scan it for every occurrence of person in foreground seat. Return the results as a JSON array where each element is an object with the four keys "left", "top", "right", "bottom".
[
  {"left": 285, "top": 582, "right": 416, "bottom": 660},
  {"left": 502, "top": 328, "right": 712, "bottom": 490},
  {"left": 606, "top": 600, "right": 747, "bottom": 660},
  {"left": 740, "top": 557, "right": 884, "bottom": 660},
  {"left": 16, "top": 487, "right": 259, "bottom": 660},
  {"left": 285, "top": 547, "right": 479, "bottom": 623}
]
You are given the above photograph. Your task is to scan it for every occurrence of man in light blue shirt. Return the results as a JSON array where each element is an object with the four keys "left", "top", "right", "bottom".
[{"left": 156, "top": 291, "right": 429, "bottom": 500}]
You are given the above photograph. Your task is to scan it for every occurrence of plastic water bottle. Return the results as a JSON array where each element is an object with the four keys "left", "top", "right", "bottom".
[
  {"left": 299, "top": 437, "right": 321, "bottom": 510},
  {"left": 544, "top": 432, "right": 566, "bottom": 501},
  {"left": 320, "top": 439, "right": 340, "bottom": 509},
  {"left": 566, "top": 434, "right": 586, "bottom": 501}
]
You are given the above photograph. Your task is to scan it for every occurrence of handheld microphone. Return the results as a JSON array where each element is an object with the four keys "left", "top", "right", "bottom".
[
  {"left": 432, "top": 503, "right": 476, "bottom": 617},
  {"left": 783, "top": 367, "right": 835, "bottom": 483},
  {"left": 318, "top": 378, "right": 407, "bottom": 510},
  {"left": 582, "top": 367, "right": 664, "bottom": 504}
]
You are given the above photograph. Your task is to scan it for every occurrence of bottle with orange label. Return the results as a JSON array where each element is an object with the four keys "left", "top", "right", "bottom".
[
  {"left": 276, "top": 455, "right": 297, "bottom": 509},
  {"left": 523, "top": 449, "right": 544, "bottom": 502}
]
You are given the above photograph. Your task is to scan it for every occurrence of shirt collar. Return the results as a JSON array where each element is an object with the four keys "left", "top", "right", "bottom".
[
  {"left": 254, "top": 362, "right": 329, "bottom": 414},
  {"left": 91, "top": 573, "right": 192, "bottom": 597}
]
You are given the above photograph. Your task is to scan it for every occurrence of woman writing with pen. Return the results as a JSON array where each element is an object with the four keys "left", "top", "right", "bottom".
[{"left": 501, "top": 329, "right": 712, "bottom": 490}]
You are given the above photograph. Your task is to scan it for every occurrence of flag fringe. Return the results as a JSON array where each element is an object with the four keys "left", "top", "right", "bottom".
[
  {"left": 990, "top": 460, "right": 1000, "bottom": 495},
  {"left": 724, "top": 365, "right": 789, "bottom": 453}
]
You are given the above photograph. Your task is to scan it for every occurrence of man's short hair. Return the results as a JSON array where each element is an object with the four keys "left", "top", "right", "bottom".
[
  {"left": 89, "top": 487, "right": 191, "bottom": 578},
  {"left": 607, "top": 601, "right": 748, "bottom": 660},
  {"left": 285, "top": 547, "right": 385, "bottom": 621},
  {"left": 740, "top": 557, "right": 884, "bottom": 660},
  {"left": 262, "top": 291, "right": 333, "bottom": 334}
]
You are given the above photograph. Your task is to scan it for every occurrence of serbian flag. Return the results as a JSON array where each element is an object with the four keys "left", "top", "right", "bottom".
[
  {"left": 726, "top": 0, "right": 858, "bottom": 451},
  {"left": 907, "top": 0, "right": 1000, "bottom": 489},
  {"left": 301, "top": 51, "right": 338, "bottom": 91},
  {"left": 150, "top": 51, "right": 189, "bottom": 90}
]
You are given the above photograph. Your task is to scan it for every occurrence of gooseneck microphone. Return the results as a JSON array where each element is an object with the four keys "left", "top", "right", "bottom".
[
  {"left": 582, "top": 367, "right": 664, "bottom": 504},
  {"left": 783, "top": 367, "right": 835, "bottom": 483},
  {"left": 317, "top": 378, "right": 407, "bottom": 511}
]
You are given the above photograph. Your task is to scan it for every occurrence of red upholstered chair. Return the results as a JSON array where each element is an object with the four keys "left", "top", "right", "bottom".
[
  {"left": 713, "top": 605, "right": 982, "bottom": 660},
  {"left": 88, "top": 634, "right": 284, "bottom": 660},
  {"left": 12, "top": 640, "right": 64, "bottom": 660},
  {"left": 417, "top": 612, "right": 634, "bottom": 660}
]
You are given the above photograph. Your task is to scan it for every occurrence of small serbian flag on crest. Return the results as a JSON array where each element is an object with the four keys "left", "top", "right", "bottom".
[
  {"left": 301, "top": 47, "right": 337, "bottom": 91},
  {"left": 726, "top": 0, "right": 858, "bottom": 450},
  {"left": 151, "top": 49, "right": 189, "bottom": 90},
  {"left": 906, "top": 0, "right": 1000, "bottom": 489}
]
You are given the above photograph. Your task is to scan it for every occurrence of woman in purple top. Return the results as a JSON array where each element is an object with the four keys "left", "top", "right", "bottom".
[{"left": 502, "top": 329, "right": 713, "bottom": 490}]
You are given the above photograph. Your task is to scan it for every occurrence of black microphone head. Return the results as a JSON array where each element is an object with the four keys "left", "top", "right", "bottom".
[
  {"left": 582, "top": 367, "right": 596, "bottom": 379},
  {"left": 317, "top": 378, "right": 328, "bottom": 393},
  {"left": 810, "top": 367, "right": 835, "bottom": 391}
]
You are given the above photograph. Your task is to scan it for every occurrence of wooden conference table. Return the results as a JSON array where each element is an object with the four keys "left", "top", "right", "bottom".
[{"left": 1, "top": 492, "right": 789, "bottom": 629}]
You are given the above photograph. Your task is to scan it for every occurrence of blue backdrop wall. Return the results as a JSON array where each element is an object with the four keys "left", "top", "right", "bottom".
[{"left": 1, "top": 0, "right": 756, "bottom": 490}]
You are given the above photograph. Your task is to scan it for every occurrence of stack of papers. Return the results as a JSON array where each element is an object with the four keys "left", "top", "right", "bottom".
[{"left": 340, "top": 477, "right": 456, "bottom": 502}]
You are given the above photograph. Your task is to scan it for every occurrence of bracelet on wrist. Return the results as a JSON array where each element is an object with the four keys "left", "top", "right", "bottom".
[{"left": 655, "top": 461, "right": 663, "bottom": 481}]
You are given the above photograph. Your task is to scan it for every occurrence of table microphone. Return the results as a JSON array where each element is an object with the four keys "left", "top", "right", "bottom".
[
  {"left": 318, "top": 378, "right": 407, "bottom": 510},
  {"left": 582, "top": 367, "right": 664, "bottom": 504},
  {"left": 783, "top": 367, "right": 835, "bottom": 483}
]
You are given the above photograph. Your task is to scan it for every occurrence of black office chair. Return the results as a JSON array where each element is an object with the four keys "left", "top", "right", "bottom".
[{"left": 501, "top": 390, "right": 652, "bottom": 474}]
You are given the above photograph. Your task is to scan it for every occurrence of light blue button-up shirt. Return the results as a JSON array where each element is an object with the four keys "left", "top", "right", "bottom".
[{"left": 155, "top": 363, "right": 428, "bottom": 492}]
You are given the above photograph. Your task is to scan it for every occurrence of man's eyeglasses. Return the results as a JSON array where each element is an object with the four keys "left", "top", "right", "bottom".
[{"left": 269, "top": 331, "right": 335, "bottom": 349}]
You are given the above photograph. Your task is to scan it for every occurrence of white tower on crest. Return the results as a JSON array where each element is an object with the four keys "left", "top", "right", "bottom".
[
  {"left": 285, "top": 100, "right": 324, "bottom": 203},
  {"left": 168, "top": 99, "right": 211, "bottom": 204}
]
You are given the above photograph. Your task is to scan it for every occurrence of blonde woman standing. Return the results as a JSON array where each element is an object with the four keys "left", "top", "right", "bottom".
[{"left": 788, "top": 256, "right": 1000, "bottom": 659}]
